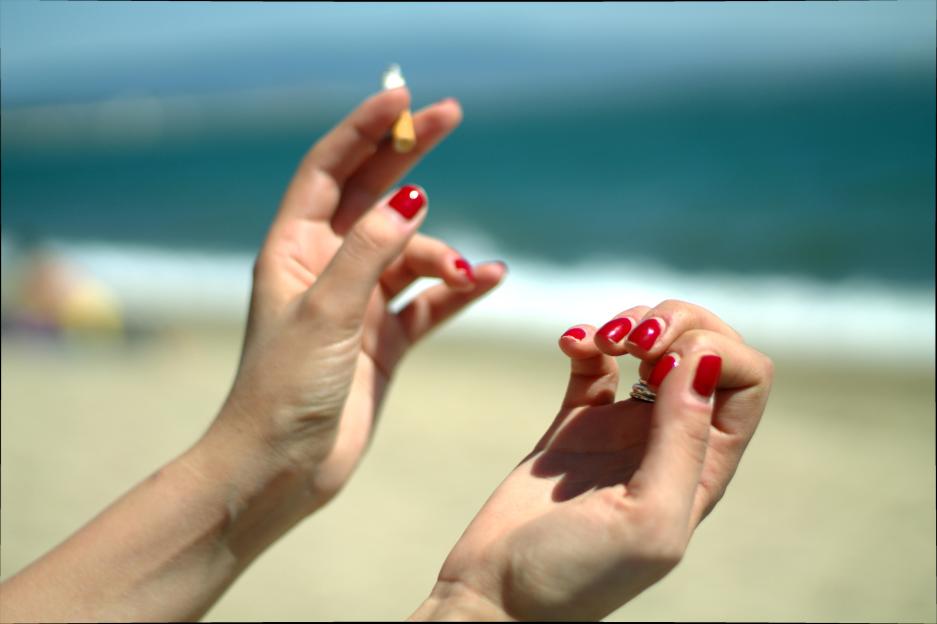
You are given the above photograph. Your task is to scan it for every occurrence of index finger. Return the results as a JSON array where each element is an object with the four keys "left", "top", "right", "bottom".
[
  {"left": 279, "top": 88, "right": 411, "bottom": 223},
  {"left": 330, "top": 97, "right": 463, "bottom": 234},
  {"left": 624, "top": 299, "right": 743, "bottom": 361}
]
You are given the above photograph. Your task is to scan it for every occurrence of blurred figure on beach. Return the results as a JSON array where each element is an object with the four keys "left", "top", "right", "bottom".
[{"left": 6, "top": 250, "right": 123, "bottom": 337}]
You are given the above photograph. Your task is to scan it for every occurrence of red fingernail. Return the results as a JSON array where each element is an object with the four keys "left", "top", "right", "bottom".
[
  {"left": 562, "top": 327, "right": 586, "bottom": 341},
  {"left": 628, "top": 318, "right": 663, "bottom": 350},
  {"left": 597, "top": 317, "right": 632, "bottom": 343},
  {"left": 388, "top": 185, "right": 425, "bottom": 220},
  {"left": 648, "top": 353, "right": 679, "bottom": 387},
  {"left": 692, "top": 355, "right": 722, "bottom": 399},
  {"left": 454, "top": 258, "right": 475, "bottom": 283}
]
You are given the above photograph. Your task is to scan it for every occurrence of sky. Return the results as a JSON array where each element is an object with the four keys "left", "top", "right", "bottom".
[{"left": 2, "top": 1, "right": 934, "bottom": 107}]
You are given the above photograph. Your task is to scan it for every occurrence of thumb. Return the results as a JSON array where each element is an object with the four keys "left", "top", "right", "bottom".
[
  {"left": 304, "top": 184, "right": 427, "bottom": 325},
  {"left": 627, "top": 352, "right": 722, "bottom": 523}
]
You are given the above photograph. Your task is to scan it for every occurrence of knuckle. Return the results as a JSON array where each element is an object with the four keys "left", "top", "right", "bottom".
[
  {"left": 298, "top": 290, "right": 332, "bottom": 321},
  {"left": 633, "top": 492, "right": 673, "bottom": 525},
  {"left": 302, "top": 293, "right": 358, "bottom": 330},
  {"left": 680, "top": 392, "right": 714, "bottom": 417},
  {"left": 656, "top": 298, "right": 692, "bottom": 318},
  {"left": 676, "top": 397, "right": 713, "bottom": 432},
  {"left": 676, "top": 419, "right": 711, "bottom": 463},
  {"left": 630, "top": 504, "right": 688, "bottom": 567},
  {"left": 625, "top": 304, "right": 651, "bottom": 317},
  {"left": 633, "top": 309, "right": 652, "bottom": 322},
  {"left": 720, "top": 430, "right": 749, "bottom": 456},
  {"left": 648, "top": 300, "right": 688, "bottom": 336},
  {"left": 673, "top": 329, "right": 714, "bottom": 355},
  {"left": 298, "top": 283, "right": 355, "bottom": 328},
  {"left": 649, "top": 538, "right": 686, "bottom": 569},
  {"left": 349, "top": 219, "right": 396, "bottom": 258},
  {"left": 761, "top": 353, "right": 776, "bottom": 382},
  {"left": 705, "top": 480, "right": 728, "bottom": 509},
  {"left": 658, "top": 298, "right": 686, "bottom": 310}
]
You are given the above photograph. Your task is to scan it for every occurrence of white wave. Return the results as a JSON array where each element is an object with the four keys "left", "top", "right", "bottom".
[
  {"left": 433, "top": 257, "right": 936, "bottom": 367},
  {"left": 8, "top": 238, "right": 933, "bottom": 366},
  {"left": 3, "top": 239, "right": 253, "bottom": 325}
]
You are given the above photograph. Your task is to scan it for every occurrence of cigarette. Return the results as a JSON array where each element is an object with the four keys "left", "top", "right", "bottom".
[{"left": 382, "top": 64, "right": 416, "bottom": 153}]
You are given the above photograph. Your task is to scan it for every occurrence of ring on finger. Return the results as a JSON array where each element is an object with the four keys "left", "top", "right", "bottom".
[{"left": 630, "top": 380, "right": 657, "bottom": 403}]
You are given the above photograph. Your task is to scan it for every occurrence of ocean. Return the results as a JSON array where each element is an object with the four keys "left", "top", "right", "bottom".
[{"left": 2, "top": 69, "right": 934, "bottom": 362}]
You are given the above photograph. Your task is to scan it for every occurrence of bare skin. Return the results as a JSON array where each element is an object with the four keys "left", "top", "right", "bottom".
[
  {"left": 412, "top": 301, "right": 773, "bottom": 621},
  {"left": 0, "top": 88, "right": 506, "bottom": 623}
]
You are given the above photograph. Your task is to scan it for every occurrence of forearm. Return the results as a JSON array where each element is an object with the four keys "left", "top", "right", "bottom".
[{"left": 0, "top": 422, "right": 314, "bottom": 623}]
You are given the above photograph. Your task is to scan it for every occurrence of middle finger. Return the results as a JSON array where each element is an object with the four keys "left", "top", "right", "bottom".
[
  {"left": 624, "top": 299, "right": 744, "bottom": 361},
  {"left": 330, "top": 98, "right": 464, "bottom": 235}
]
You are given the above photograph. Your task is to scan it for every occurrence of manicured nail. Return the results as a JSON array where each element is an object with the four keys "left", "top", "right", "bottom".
[
  {"left": 628, "top": 318, "right": 663, "bottom": 351},
  {"left": 648, "top": 353, "right": 679, "bottom": 387},
  {"left": 692, "top": 355, "right": 722, "bottom": 399},
  {"left": 454, "top": 258, "right": 475, "bottom": 283},
  {"left": 562, "top": 327, "right": 586, "bottom": 341},
  {"left": 597, "top": 317, "right": 632, "bottom": 344},
  {"left": 388, "top": 185, "right": 425, "bottom": 220}
]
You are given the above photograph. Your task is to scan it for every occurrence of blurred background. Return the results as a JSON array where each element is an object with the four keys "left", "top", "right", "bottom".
[{"left": 1, "top": 2, "right": 934, "bottom": 622}]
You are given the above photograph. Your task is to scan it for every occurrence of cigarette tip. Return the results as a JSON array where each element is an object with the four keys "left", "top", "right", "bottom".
[{"left": 382, "top": 63, "right": 406, "bottom": 90}]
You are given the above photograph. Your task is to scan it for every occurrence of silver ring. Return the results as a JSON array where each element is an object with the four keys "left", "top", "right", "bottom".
[{"left": 630, "top": 380, "right": 656, "bottom": 403}]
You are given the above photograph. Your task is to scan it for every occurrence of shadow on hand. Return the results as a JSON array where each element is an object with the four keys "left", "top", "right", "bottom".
[{"left": 531, "top": 400, "right": 654, "bottom": 502}]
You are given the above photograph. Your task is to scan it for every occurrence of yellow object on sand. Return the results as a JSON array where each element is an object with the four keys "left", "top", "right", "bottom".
[{"left": 57, "top": 280, "right": 123, "bottom": 332}]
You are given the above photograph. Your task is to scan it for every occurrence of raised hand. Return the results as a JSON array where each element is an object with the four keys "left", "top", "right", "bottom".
[
  {"left": 412, "top": 300, "right": 772, "bottom": 621},
  {"left": 0, "top": 87, "right": 508, "bottom": 623},
  {"left": 209, "top": 87, "right": 507, "bottom": 510}
]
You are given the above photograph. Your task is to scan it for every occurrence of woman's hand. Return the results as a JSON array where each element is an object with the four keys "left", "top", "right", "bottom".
[
  {"left": 0, "top": 88, "right": 507, "bottom": 623},
  {"left": 412, "top": 300, "right": 772, "bottom": 621},
  {"left": 204, "top": 87, "right": 506, "bottom": 511}
]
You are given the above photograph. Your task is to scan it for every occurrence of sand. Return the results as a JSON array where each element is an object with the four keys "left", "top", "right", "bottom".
[{"left": 1, "top": 328, "right": 934, "bottom": 622}]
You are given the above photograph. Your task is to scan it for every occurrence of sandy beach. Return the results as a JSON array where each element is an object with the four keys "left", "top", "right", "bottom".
[{"left": 1, "top": 327, "right": 934, "bottom": 622}]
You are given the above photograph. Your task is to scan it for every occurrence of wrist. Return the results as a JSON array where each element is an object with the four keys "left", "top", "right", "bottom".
[
  {"left": 181, "top": 420, "right": 318, "bottom": 564},
  {"left": 409, "top": 580, "right": 513, "bottom": 622}
]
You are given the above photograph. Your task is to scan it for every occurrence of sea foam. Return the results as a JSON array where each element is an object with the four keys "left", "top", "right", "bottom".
[{"left": 5, "top": 238, "right": 933, "bottom": 367}]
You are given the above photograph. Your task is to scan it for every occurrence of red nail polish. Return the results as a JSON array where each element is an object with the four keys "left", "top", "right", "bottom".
[
  {"left": 562, "top": 327, "right": 586, "bottom": 341},
  {"left": 692, "top": 355, "right": 722, "bottom": 399},
  {"left": 454, "top": 258, "right": 475, "bottom": 283},
  {"left": 597, "top": 317, "right": 632, "bottom": 343},
  {"left": 388, "top": 185, "right": 425, "bottom": 220},
  {"left": 648, "top": 353, "right": 679, "bottom": 387},
  {"left": 629, "top": 318, "right": 662, "bottom": 350}
]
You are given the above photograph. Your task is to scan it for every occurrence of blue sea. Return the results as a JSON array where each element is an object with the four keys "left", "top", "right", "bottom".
[{"left": 2, "top": 69, "right": 934, "bottom": 362}]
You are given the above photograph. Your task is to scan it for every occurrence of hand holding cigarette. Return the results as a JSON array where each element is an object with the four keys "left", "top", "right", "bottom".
[
  {"left": 0, "top": 82, "right": 503, "bottom": 623},
  {"left": 382, "top": 63, "right": 416, "bottom": 153}
]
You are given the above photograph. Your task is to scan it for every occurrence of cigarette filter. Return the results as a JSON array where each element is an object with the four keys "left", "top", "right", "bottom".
[{"left": 382, "top": 64, "right": 416, "bottom": 153}]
